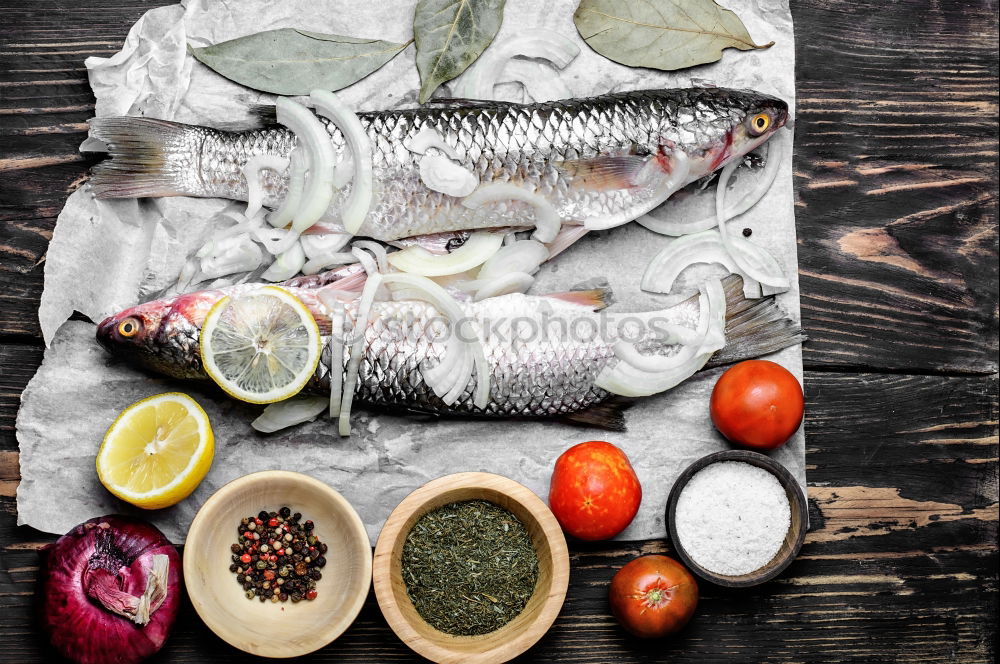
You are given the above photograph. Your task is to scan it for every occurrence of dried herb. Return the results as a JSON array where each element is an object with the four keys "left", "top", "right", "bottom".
[
  {"left": 573, "top": 0, "right": 773, "bottom": 72},
  {"left": 401, "top": 499, "right": 539, "bottom": 635},
  {"left": 412, "top": 0, "right": 506, "bottom": 103},
  {"left": 189, "top": 28, "right": 410, "bottom": 96}
]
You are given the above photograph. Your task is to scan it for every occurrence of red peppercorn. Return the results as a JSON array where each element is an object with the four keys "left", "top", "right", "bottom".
[
  {"left": 270, "top": 554, "right": 278, "bottom": 562},
  {"left": 268, "top": 518, "right": 279, "bottom": 527},
  {"left": 277, "top": 549, "right": 285, "bottom": 556},
  {"left": 254, "top": 518, "right": 263, "bottom": 525},
  {"left": 240, "top": 553, "right": 252, "bottom": 564},
  {"left": 306, "top": 590, "right": 318, "bottom": 601},
  {"left": 244, "top": 531, "right": 253, "bottom": 539},
  {"left": 263, "top": 570, "right": 276, "bottom": 580}
]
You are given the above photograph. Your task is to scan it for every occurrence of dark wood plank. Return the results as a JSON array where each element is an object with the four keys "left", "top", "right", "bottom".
[
  {"left": 0, "top": 0, "right": 997, "bottom": 374},
  {"left": 1, "top": 369, "right": 996, "bottom": 662}
]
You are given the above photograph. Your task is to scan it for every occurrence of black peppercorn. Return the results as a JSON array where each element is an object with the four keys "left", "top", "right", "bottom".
[
  {"left": 279, "top": 506, "right": 291, "bottom": 518},
  {"left": 229, "top": 563, "right": 238, "bottom": 573},
  {"left": 310, "top": 569, "right": 322, "bottom": 580},
  {"left": 230, "top": 543, "right": 241, "bottom": 554},
  {"left": 292, "top": 512, "right": 302, "bottom": 522},
  {"left": 304, "top": 520, "right": 314, "bottom": 531},
  {"left": 742, "top": 227, "right": 752, "bottom": 237},
  {"left": 257, "top": 510, "right": 269, "bottom": 521}
]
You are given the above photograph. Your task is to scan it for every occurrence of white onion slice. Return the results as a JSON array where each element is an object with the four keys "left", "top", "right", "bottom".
[
  {"left": 381, "top": 273, "right": 490, "bottom": 408},
  {"left": 500, "top": 59, "right": 571, "bottom": 102},
  {"left": 473, "top": 272, "right": 535, "bottom": 300},
  {"left": 638, "top": 140, "right": 784, "bottom": 236},
  {"left": 261, "top": 242, "right": 305, "bottom": 282},
  {"left": 300, "top": 232, "right": 350, "bottom": 259},
  {"left": 276, "top": 97, "right": 335, "bottom": 232},
  {"left": 339, "top": 272, "right": 382, "bottom": 435},
  {"left": 405, "top": 127, "right": 460, "bottom": 160},
  {"left": 641, "top": 229, "right": 760, "bottom": 299},
  {"left": 311, "top": 90, "right": 373, "bottom": 235},
  {"left": 351, "top": 246, "right": 379, "bottom": 276},
  {"left": 595, "top": 279, "right": 726, "bottom": 397},
  {"left": 254, "top": 226, "right": 301, "bottom": 256},
  {"left": 352, "top": 240, "right": 389, "bottom": 274},
  {"left": 419, "top": 153, "right": 479, "bottom": 197},
  {"left": 302, "top": 252, "right": 358, "bottom": 276},
  {"left": 269, "top": 147, "right": 307, "bottom": 229},
  {"left": 198, "top": 237, "right": 264, "bottom": 281},
  {"left": 252, "top": 396, "right": 328, "bottom": 433},
  {"left": 453, "top": 29, "right": 579, "bottom": 100},
  {"left": 477, "top": 239, "right": 548, "bottom": 279},
  {"left": 388, "top": 231, "right": 504, "bottom": 276},
  {"left": 715, "top": 159, "right": 790, "bottom": 289},
  {"left": 462, "top": 183, "right": 560, "bottom": 243},
  {"left": 318, "top": 296, "right": 345, "bottom": 419},
  {"left": 242, "top": 154, "right": 289, "bottom": 219}
]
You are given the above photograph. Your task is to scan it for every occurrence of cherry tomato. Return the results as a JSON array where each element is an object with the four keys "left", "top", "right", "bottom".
[
  {"left": 609, "top": 555, "right": 698, "bottom": 638},
  {"left": 548, "top": 441, "right": 641, "bottom": 540},
  {"left": 710, "top": 360, "right": 804, "bottom": 450}
]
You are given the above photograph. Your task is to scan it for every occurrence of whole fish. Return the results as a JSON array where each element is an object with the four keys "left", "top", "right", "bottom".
[
  {"left": 88, "top": 88, "right": 788, "bottom": 242},
  {"left": 96, "top": 274, "right": 801, "bottom": 430}
]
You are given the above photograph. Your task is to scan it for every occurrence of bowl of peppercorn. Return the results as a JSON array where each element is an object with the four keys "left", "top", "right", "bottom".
[
  {"left": 184, "top": 470, "right": 372, "bottom": 657},
  {"left": 373, "top": 471, "right": 570, "bottom": 664}
]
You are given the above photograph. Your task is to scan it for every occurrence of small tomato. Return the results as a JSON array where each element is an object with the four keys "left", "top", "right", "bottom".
[
  {"left": 710, "top": 360, "right": 804, "bottom": 450},
  {"left": 609, "top": 555, "right": 698, "bottom": 638},
  {"left": 548, "top": 441, "right": 641, "bottom": 540}
]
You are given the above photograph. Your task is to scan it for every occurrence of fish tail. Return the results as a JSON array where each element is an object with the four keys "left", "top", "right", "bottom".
[
  {"left": 708, "top": 274, "right": 805, "bottom": 367},
  {"left": 87, "top": 117, "right": 201, "bottom": 198}
]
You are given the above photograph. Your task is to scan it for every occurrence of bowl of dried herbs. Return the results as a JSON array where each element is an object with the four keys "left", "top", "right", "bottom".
[{"left": 373, "top": 471, "right": 570, "bottom": 663}]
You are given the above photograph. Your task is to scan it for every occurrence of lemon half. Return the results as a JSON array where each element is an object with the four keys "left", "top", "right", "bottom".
[
  {"left": 200, "top": 286, "right": 322, "bottom": 404},
  {"left": 97, "top": 392, "right": 214, "bottom": 509}
]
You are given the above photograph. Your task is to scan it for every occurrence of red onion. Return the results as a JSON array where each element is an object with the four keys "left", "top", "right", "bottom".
[{"left": 41, "top": 516, "right": 181, "bottom": 664}]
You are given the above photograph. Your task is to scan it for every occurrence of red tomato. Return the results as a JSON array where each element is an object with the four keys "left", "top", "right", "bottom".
[
  {"left": 609, "top": 555, "right": 698, "bottom": 638},
  {"left": 548, "top": 441, "right": 641, "bottom": 540},
  {"left": 710, "top": 360, "right": 804, "bottom": 450}
]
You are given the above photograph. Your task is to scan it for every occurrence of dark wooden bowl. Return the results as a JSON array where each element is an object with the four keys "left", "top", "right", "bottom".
[{"left": 665, "top": 450, "right": 808, "bottom": 588}]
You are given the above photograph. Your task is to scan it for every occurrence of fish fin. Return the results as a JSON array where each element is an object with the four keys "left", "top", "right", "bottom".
[
  {"left": 556, "top": 155, "right": 651, "bottom": 191},
  {"left": 547, "top": 279, "right": 615, "bottom": 311},
  {"left": 423, "top": 97, "right": 524, "bottom": 109},
  {"left": 560, "top": 399, "right": 632, "bottom": 431},
  {"left": 87, "top": 117, "right": 197, "bottom": 198},
  {"left": 707, "top": 274, "right": 806, "bottom": 367}
]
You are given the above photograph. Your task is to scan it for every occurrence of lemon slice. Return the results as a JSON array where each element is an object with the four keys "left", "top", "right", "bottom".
[
  {"left": 97, "top": 393, "right": 214, "bottom": 509},
  {"left": 200, "top": 286, "right": 322, "bottom": 404}
]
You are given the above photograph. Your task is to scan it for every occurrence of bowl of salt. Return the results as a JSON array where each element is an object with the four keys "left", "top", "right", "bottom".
[{"left": 665, "top": 450, "right": 808, "bottom": 587}]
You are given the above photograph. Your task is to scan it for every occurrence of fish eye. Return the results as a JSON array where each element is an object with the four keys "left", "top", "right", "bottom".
[
  {"left": 748, "top": 112, "right": 771, "bottom": 136},
  {"left": 118, "top": 318, "right": 141, "bottom": 338}
]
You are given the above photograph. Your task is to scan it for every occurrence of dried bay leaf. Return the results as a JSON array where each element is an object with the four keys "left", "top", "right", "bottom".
[
  {"left": 413, "top": 0, "right": 506, "bottom": 103},
  {"left": 190, "top": 28, "right": 409, "bottom": 95},
  {"left": 573, "top": 0, "right": 773, "bottom": 71}
]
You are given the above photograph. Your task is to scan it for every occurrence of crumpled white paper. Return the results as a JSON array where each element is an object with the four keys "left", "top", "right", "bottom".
[{"left": 19, "top": 0, "right": 802, "bottom": 544}]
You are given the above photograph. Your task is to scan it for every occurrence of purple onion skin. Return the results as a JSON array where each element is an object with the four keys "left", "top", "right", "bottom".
[{"left": 41, "top": 516, "right": 182, "bottom": 664}]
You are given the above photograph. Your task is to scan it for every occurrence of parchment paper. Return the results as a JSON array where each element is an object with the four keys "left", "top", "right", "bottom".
[{"left": 17, "top": 0, "right": 801, "bottom": 544}]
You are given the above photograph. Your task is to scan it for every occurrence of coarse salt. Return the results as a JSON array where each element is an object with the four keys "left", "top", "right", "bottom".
[{"left": 674, "top": 461, "right": 791, "bottom": 576}]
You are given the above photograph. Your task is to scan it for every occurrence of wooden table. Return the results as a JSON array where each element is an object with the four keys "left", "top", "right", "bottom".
[{"left": 1, "top": 1, "right": 996, "bottom": 661}]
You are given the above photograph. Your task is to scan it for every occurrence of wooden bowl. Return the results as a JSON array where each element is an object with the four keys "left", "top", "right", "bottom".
[
  {"left": 665, "top": 450, "right": 807, "bottom": 588},
  {"left": 373, "top": 472, "right": 569, "bottom": 664},
  {"left": 184, "top": 470, "right": 372, "bottom": 657}
]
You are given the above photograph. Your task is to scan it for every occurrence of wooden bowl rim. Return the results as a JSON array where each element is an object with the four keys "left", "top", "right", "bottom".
[
  {"left": 665, "top": 450, "right": 808, "bottom": 588},
  {"left": 183, "top": 470, "right": 373, "bottom": 657},
  {"left": 372, "top": 471, "right": 569, "bottom": 664}
]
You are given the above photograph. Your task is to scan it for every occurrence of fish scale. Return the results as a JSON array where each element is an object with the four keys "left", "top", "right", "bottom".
[{"left": 90, "top": 88, "right": 787, "bottom": 242}]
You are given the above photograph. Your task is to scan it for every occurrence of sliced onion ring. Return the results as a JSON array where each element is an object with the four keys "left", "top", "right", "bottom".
[
  {"left": 640, "top": 229, "right": 761, "bottom": 299},
  {"left": 462, "top": 183, "right": 560, "bottom": 243},
  {"left": 452, "top": 29, "right": 579, "bottom": 100},
  {"left": 473, "top": 272, "right": 535, "bottom": 300},
  {"left": 252, "top": 396, "right": 328, "bottom": 433},
  {"left": 338, "top": 272, "right": 382, "bottom": 435},
  {"left": 242, "top": 154, "right": 289, "bottom": 219},
  {"left": 477, "top": 239, "right": 548, "bottom": 279},
  {"left": 268, "top": 147, "right": 307, "bottom": 228},
  {"left": 311, "top": 90, "right": 373, "bottom": 235},
  {"left": 276, "top": 97, "right": 335, "bottom": 232},
  {"left": 388, "top": 231, "right": 504, "bottom": 276}
]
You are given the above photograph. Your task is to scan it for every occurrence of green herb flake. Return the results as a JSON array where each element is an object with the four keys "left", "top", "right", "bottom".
[{"left": 401, "top": 499, "right": 539, "bottom": 635}]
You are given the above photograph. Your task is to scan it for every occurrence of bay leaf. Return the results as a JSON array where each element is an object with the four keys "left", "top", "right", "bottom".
[
  {"left": 573, "top": 0, "right": 773, "bottom": 71},
  {"left": 190, "top": 28, "right": 409, "bottom": 96},
  {"left": 413, "top": 0, "right": 506, "bottom": 103}
]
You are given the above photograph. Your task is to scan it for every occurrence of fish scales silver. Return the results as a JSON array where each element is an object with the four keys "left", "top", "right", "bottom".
[{"left": 89, "top": 88, "right": 787, "bottom": 242}]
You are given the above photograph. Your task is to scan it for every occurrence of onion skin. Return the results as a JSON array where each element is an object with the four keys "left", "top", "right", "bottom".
[{"left": 41, "top": 516, "right": 181, "bottom": 664}]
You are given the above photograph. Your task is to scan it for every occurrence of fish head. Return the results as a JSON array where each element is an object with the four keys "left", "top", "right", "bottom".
[
  {"left": 654, "top": 88, "right": 789, "bottom": 177},
  {"left": 96, "top": 290, "right": 223, "bottom": 379}
]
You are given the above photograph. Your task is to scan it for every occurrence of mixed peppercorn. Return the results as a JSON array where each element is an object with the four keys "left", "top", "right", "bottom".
[{"left": 228, "top": 506, "right": 327, "bottom": 603}]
